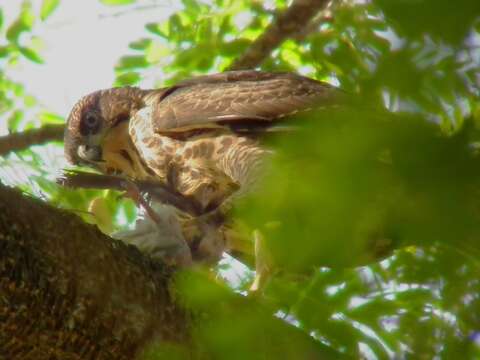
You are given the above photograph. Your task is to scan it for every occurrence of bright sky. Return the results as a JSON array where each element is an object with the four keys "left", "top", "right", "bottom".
[{"left": 5, "top": 0, "right": 181, "bottom": 116}]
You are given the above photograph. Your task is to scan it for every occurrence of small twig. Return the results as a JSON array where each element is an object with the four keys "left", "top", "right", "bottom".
[
  {"left": 57, "top": 170, "right": 202, "bottom": 216},
  {"left": 228, "top": 0, "right": 332, "bottom": 71},
  {"left": 0, "top": 124, "right": 65, "bottom": 157},
  {"left": 98, "top": 3, "right": 168, "bottom": 19}
]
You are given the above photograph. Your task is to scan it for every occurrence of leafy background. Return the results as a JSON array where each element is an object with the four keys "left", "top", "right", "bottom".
[{"left": 0, "top": 0, "right": 479, "bottom": 358}]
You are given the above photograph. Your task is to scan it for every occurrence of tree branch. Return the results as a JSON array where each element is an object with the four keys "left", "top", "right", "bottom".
[
  {"left": 0, "top": 183, "right": 189, "bottom": 359},
  {"left": 0, "top": 124, "right": 65, "bottom": 156},
  {"left": 228, "top": 0, "right": 331, "bottom": 71},
  {"left": 57, "top": 170, "right": 202, "bottom": 216}
]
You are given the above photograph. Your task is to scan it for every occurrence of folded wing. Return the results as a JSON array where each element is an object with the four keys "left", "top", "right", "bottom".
[{"left": 147, "top": 70, "right": 345, "bottom": 133}]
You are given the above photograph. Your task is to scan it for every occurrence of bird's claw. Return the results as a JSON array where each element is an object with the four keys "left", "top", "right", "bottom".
[{"left": 121, "top": 180, "right": 163, "bottom": 224}]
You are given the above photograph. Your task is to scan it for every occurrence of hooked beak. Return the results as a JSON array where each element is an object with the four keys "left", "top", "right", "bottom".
[{"left": 77, "top": 144, "right": 103, "bottom": 164}]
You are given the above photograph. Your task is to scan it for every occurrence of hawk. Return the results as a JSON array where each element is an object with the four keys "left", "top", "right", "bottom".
[
  {"left": 64, "top": 70, "right": 343, "bottom": 264},
  {"left": 64, "top": 71, "right": 342, "bottom": 210}
]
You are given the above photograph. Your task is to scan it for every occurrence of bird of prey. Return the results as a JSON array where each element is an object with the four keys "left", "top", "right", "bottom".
[
  {"left": 64, "top": 70, "right": 344, "bottom": 264},
  {"left": 65, "top": 71, "right": 342, "bottom": 210}
]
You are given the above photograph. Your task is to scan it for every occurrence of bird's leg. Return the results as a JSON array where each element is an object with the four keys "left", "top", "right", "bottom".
[
  {"left": 249, "top": 229, "right": 273, "bottom": 292},
  {"left": 191, "top": 209, "right": 272, "bottom": 292},
  {"left": 181, "top": 216, "right": 227, "bottom": 264},
  {"left": 121, "top": 179, "right": 162, "bottom": 223},
  {"left": 161, "top": 161, "right": 240, "bottom": 262},
  {"left": 115, "top": 179, "right": 192, "bottom": 266}
]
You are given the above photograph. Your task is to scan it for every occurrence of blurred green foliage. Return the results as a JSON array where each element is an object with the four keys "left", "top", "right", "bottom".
[
  {"left": 40, "top": 0, "right": 60, "bottom": 21},
  {"left": 1, "top": 0, "right": 480, "bottom": 358},
  {"left": 239, "top": 109, "right": 480, "bottom": 269}
]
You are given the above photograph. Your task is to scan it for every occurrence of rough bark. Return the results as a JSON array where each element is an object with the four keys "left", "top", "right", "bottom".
[
  {"left": 228, "top": 0, "right": 331, "bottom": 71},
  {"left": 0, "top": 184, "right": 189, "bottom": 360}
]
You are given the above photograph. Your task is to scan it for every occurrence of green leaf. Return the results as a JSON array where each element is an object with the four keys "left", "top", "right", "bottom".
[
  {"left": 145, "top": 42, "right": 168, "bottom": 63},
  {"left": 39, "top": 111, "right": 64, "bottom": 124},
  {"left": 115, "top": 55, "right": 149, "bottom": 70},
  {"left": 6, "top": 19, "right": 29, "bottom": 43},
  {"left": 168, "top": 14, "right": 185, "bottom": 35},
  {"left": 20, "top": 7, "right": 35, "bottom": 28},
  {"left": 0, "top": 9, "right": 4, "bottom": 31},
  {"left": 129, "top": 38, "right": 152, "bottom": 50},
  {"left": 145, "top": 23, "right": 169, "bottom": 38},
  {"left": 175, "top": 47, "right": 200, "bottom": 67},
  {"left": 196, "top": 19, "right": 212, "bottom": 41},
  {"left": 197, "top": 55, "right": 213, "bottom": 71},
  {"left": 40, "top": 0, "right": 60, "bottom": 21},
  {"left": 23, "top": 95, "right": 36, "bottom": 108},
  {"left": 100, "top": 0, "right": 135, "bottom": 5},
  {"left": 218, "top": 16, "right": 233, "bottom": 38},
  {"left": 0, "top": 46, "right": 9, "bottom": 58},
  {"left": 6, "top": 8, "right": 35, "bottom": 43},
  {"left": 114, "top": 72, "right": 141, "bottom": 86},
  {"left": 219, "top": 38, "right": 251, "bottom": 56},
  {"left": 18, "top": 46, "right": 44, "bottom": 64},
  {"left": 182, "top": 0, "right": 202, "bottom": 14},
  {"left": 11, "top": 82, "right": 25, "bottom": 97},
  {"left": 7, "top": 110, "right": 24, "bottom": 132}
]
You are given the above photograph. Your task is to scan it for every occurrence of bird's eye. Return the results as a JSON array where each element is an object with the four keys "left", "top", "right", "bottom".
[
  {"left": 84, "top": 113, "right": 99, "bottom": 128},
  {"left": 80, "top": 112, "right": 102, "bottom": 135}
]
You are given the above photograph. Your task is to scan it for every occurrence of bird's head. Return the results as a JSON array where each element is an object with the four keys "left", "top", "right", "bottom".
[{"left": 64, "top": 87, "right": 146, "bottom": 168}]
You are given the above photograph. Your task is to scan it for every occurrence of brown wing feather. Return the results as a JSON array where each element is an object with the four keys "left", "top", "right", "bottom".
[{"left": 147, "top": 71, "right": 345, "bottom": 133}]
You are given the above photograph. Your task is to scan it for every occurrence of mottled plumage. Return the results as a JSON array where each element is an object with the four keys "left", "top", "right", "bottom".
[{"left": 64, "top": 70, "right": 343, "bottom": 212}]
